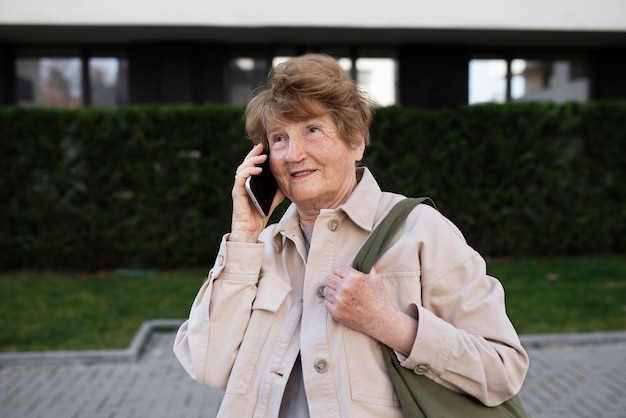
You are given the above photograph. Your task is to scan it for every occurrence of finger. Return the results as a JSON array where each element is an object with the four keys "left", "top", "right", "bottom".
[
  {"left": 246, "top": 143, "right": 266, "bottom": 165},
  {"left": 324, "top": 298, "right": 335, "bottom": 315},
  {"left": 324, "top": 289, "right": 333, "bottom": 304},
  {"left": 335, "top": 264, "right": 361, "bottom": 277},
  {"left": 332, "top": 265, "right": 350, "bottom": 279},
  {"left": 245, "top": 142, "right": 264, "bottom": 158},
  {"left": 325, "top": 272, "right": 341, "bottom": 290},
  {"left": 323, "top": 285, "right": 334, "bottom": 303},
  {"left": 234, "top": 146, "right": 265, "bottom": 184}
]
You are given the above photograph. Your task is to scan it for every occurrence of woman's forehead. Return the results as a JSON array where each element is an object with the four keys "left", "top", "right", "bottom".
[{"left": 266, "top": 113, "right": 334, "bottom": 132}]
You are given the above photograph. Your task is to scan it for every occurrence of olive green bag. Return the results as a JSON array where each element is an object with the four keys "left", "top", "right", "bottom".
[{"left": 352, "top": 197, "right": 527, "bottom": 418}]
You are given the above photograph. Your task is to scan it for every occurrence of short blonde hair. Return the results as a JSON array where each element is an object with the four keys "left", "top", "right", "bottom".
[{"left": 245, "top": 54, "right": 374, "bottom": 150}]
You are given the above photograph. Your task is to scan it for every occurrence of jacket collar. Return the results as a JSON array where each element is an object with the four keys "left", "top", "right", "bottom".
[
  {"left": 270, "top": 166, "right": 383, "bottom": 252},
  {"left": 338, "top": 166, "right": 383, "bottom": 233}
]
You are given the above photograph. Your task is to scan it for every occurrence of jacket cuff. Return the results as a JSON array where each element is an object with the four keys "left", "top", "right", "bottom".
[
  {"left": 210, "top": 234, "right": 264, "bottom": 281},
  {"left": 400, "top": 303, "right": 454, "bottom": 377}
]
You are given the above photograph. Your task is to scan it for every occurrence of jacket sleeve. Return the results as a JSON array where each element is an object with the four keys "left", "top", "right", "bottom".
[
  {"left": 173, "top": 234, "right": 264, "bottom": 389},
  {"left": 398, "top": 206, "right": 529, "bottom": 407}
]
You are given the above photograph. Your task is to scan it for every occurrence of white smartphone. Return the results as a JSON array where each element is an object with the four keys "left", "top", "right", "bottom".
[{"left": 245, "top": 154, "right": 278, "bottom": 217}]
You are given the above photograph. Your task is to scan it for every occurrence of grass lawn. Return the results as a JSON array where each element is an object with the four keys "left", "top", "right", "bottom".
[
  {"left": 489, "top": 256, "right": 626, "bottom": 335},
  {"left": 1, "top": 257, "right": 625, "bottom": 352},
  {"left": 0, "top": 269, "right": 206, "bottom": 352}
]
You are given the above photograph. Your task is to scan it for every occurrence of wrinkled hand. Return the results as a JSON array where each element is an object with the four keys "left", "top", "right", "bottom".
[
  {"left": 230, "top": 143, "right": 284, "bottom": 243},
  {"left": 324, "top": 265, "right": 394, "bottom": 334},
  {"left": 324, "top": 265, "right": 418, "bottom": 356}
]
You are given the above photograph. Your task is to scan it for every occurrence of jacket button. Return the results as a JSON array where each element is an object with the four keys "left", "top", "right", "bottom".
[
  {"left": 316, "top": 285, "right": 326, "bottom": 298},
  {"left": 413, "top": 364, "right": 430, "bottom": 375},
  {"left": 314, "top": 359, "right": 328, "bottom": 373},
  {"left": 216, "top": 254, "right": 224, "bottom": 267},
  {"left": 327, "top": 219, "right": 339, "bottom": 231}
]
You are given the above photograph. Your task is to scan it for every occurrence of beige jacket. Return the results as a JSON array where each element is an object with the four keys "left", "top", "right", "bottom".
[{"left": 174, "top": 168, "right": 529, "bottom": 418}]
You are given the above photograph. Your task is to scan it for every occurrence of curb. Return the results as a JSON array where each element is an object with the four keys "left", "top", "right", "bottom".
[
  {"left": 520, "top": 330, "right": 626, "bottom": 348},
  {"left": 2, "top": 320, "right": 625, "bottom": 366},
  {"left": 0, "top": 319, "right": 184, "bottom": 366}
]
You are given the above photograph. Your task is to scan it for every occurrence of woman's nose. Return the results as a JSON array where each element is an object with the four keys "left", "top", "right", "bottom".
[{"left": 284, "top": 136, "right": 306, "bottom": 162}]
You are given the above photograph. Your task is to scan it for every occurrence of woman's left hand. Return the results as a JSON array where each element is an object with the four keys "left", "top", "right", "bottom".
[{"left": 324, "top": 265, "right": 418, "bottom": 356}]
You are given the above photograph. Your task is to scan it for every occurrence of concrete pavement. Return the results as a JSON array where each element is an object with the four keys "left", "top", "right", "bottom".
[{"left": 1, "top": 320, "right": 625, "bottom": 418}]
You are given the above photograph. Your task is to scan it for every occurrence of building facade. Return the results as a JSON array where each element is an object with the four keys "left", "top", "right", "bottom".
[{"left": 1, "top": 0, "right": 625, "bottom": 109}]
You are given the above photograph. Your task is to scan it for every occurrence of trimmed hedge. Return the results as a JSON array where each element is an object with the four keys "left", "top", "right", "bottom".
[{"left": 1, "top": 101, "right": 624, "bottom": 270}]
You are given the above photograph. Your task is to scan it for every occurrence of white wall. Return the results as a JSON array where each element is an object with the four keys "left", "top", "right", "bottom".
[{"left": 1, "top": 0, "right": 625, "bottom": 32}]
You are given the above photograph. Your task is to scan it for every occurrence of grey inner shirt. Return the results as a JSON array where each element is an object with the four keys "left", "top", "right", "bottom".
[{"left": 278, "top": 224, "right": 314, "bottom": 418}]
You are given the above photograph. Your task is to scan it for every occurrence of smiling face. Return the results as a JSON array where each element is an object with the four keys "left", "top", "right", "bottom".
[{"left": 267, "top": 112, "right": 365, "bottom": 218}]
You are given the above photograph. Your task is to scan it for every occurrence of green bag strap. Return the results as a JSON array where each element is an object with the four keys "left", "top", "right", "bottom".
[
  {"left": 351, "top": 196, "right": 527, "bottom": 418},
  {"left": 351, "top": 196, "right": 432, "bottom": 418},
  {"left": 352, "top": 197, "right": 435, "bottom": 274}
]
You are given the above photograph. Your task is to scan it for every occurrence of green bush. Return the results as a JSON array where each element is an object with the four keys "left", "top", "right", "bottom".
[
  {"left": 368, "top": 102, "right": 626, "bottom": 257},
  {"left": 1, "top": 101, "right": 624, "bottom": 270}
]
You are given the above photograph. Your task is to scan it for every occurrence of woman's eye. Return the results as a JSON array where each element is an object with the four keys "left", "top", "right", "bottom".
[
  {"left": 271, "top": 135, "right": 284, "bottom": 144},
  {"left": 309, "top": 126, "right": 320, "bottom": 133}
]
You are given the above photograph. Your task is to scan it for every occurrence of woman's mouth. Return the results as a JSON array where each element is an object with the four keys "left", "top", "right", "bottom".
[{"left": 291, "top": 170, "right": 315, "bottom": 179}]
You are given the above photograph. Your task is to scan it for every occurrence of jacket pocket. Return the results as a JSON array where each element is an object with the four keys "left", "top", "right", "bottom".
[
  {"left": 252, "top": 273, "right": 292, "bottom": 311},
  {"left": 344, "top": 327, "right": 400, "bottom": 407},
  {"left": 225, "top": 273, "right": 291, "bottom": 395},
  {"left": 343, "top": 270, "right": 422, "bottom": 407}
]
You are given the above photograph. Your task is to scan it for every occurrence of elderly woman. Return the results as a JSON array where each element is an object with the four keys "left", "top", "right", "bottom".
[{"left": 174, "top": 54, "right": 529, "bottom": 417}]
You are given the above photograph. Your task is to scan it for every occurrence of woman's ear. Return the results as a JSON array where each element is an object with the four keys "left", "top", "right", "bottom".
[{"left": 353, "top": 134, "right": 366, "bottom": 162}]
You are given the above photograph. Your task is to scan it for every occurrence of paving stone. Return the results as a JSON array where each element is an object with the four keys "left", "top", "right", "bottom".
[{"left": 1, "top": 331, "right": 625, "bottom": 418}]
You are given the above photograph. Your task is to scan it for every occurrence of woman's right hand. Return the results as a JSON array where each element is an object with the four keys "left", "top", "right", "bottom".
[{"left": 229, "top": 144, "right": 284, "bottom": 243}]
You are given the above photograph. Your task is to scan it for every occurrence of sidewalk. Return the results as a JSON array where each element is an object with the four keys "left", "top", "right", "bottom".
[{"left": 1, "top": 321, "right": 625, "bottom": 418}]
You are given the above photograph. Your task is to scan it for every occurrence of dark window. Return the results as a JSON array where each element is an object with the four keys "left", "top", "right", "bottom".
[{"left": 15, "top": 50, "right": 128, "bottom": 108}]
